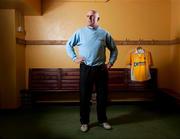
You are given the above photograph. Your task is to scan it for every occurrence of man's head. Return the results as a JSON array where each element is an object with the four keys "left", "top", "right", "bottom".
[{"left": 86, "top": 10, "right": 100, "bottom": 28}]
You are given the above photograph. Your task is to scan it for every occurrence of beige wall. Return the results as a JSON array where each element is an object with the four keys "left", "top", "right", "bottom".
[
  {"left": 25, "top": 0, "right": 171, "bottom": 40},
  {"left": 171, "top": 0, "right": 180, "bottom": 39},
  {"left": 0, "top": 9, "right": 25, "bottom": 109},
  {"left": 23, "top": 0, "right": 42, "bottom": 15},
  {"left": 0, "top": 10, "right": 17, "bottom": 108},
  {"left": 15, "top": 10, "right": 26, "bottom": 108},
  {"left": 25, "top": 0, "right": 172, "bottom": 88},
  {"left": 170, "top": 0, "right": 180, "bottom": 93},
  {"left": 0, "top": 0, "right": 41, "bottom": 15}
]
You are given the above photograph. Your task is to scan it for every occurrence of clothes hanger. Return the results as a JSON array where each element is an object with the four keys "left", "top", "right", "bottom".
[
  {"left": 137, "top": 39, "right": 142, "bottom": 50},
  {"left": 136, "top": 39, "right": 145, "bottom": 54}
]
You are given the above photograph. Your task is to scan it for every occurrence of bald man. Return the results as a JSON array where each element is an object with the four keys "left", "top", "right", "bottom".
[{"left": 66, "top": 10, "right": 118, "bottom": 132}]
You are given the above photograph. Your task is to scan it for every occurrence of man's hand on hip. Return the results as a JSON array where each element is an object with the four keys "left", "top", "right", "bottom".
[
  {"left": 74, "top": 57, "right": 85, "bottom": 64},
  {"left": 106, "top": 63, "right": 113, "bottom": 69}
]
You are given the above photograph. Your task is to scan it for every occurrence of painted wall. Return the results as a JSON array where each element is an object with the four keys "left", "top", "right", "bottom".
[
  {"left": 0, "top": 9, "right": 26, "bottom": 109},
  {"left": 23, "top": 0, "right": 42, "bottom": 15},
  {"left": 0, "top": 10, "right": 17, "bottom": 108},
  {"left": 170, "top": 0, "right": 180, "bottom": 93},
  {"left": 15, "top": 10, "right": 26, "bottom": 108},
  {"left": 25, "top": 0, "right": 172, "bottom": 88},
  {"left": 171, "top": 0, "right": 180, "bottom": 39},
  {"left": 0, "top": 0, "right": 41, "bottom": 15}
]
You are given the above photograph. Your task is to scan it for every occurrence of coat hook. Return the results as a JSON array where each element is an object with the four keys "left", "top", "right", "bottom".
[
  {"left": 138, "top": 38, "right": 141, "bottom": 45},
  {"left": 125, "top": 38, "right": 128, "bottom": 45},
  {"left": 151, "top": 39, "right": 153, "bottom": 45}
]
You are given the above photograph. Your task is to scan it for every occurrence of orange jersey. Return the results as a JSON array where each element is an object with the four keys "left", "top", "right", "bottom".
[{"left": 127, "top": 48, "right": 153, "bottom": 81}]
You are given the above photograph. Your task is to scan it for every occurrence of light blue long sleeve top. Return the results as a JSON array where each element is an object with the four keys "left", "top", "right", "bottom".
[{"left": 66, "top": 26, "right": 118, "bottom": 66}]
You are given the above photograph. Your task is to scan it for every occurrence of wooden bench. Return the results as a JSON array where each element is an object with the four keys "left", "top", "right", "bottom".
[
  {"left": 28, "top": 68, "right": 80, "bottom": 104},
  {"left": 21, "top": 68, "right": 158, "bottom": 106},
  {"left": 108, "top": 68, "right": 158, "bottom": 102}
]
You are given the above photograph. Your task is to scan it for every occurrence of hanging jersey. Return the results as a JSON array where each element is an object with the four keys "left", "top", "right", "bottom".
[{"left": 127, "top": 48, "right": 153, "bottom": 81}]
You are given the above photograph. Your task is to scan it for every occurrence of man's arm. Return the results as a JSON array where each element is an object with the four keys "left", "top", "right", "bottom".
[
  {"left": 106, "top": 33, "right": 118, "bottom": 68},
  {"left": 66, "top": 31, "right": 79, "bottom": 61},
  {"left": 66, "top": 30, "right": 85, "bottom": 64}
]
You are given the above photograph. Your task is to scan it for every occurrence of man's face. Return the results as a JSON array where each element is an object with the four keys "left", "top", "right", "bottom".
[{"left": 86, "top": 11, "right": 99, "bottom": 27}]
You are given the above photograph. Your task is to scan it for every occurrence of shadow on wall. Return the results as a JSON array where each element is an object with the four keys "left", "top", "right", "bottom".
[{"left": 42, "top": 0, "right": 66, "bottom": 15}]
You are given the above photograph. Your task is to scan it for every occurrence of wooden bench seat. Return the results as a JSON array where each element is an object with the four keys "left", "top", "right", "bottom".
[{"left": 21, "top": 68, "right": 158, "bottom": 106}]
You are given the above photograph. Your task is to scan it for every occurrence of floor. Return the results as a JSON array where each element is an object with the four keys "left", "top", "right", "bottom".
[{"left": 0, "top": 102, "right": 180, "bottom": 139}]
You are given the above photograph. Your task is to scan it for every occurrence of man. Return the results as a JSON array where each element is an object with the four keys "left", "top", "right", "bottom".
[{"left": 66, "top": 10, "right": 118, "bottom": 132}]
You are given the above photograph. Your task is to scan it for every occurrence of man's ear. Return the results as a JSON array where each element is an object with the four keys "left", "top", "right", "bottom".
[{"left": 97, "top": 17, "right": 100, "bottom": 21}]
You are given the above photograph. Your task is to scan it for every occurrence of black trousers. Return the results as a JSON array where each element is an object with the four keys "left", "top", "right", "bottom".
[{"left": 80, "top": 63, "right": 108, "bottom": 124}]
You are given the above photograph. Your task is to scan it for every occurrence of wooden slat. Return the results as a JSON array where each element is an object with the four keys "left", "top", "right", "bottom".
[
  {"left": 29, "top": 68, "right": 61, "bottom": 90},
  {"left": 22, "top": 38, "right": 180, "bottom": 45},
  {"left": 26, "top": 68, "right": 158, "bottom": 104}
]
